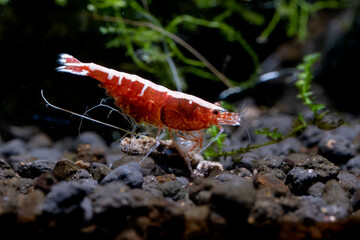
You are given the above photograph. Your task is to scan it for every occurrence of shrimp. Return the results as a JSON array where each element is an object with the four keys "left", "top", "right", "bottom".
[{"left": 57, "top": 54, "right": 243, "bottom": 166}]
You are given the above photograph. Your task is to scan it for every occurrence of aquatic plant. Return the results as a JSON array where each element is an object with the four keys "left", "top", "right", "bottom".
[
  {"left": 85, "top": 0, "right": 260, "bottom": 90},
  {"left": 203, "top": 125, "right": 228, "bottom": 159},
  {"left": 207, "top": 52, "right": 343, "bottom": 159},
  {"left": 0, "top": 0, "right": 10, "bottom": 5},
  {"left": 54, "top": 0, "right": 349, "bottom": 91},
  {"left": 295, "top": 53, "right": 324, "bottom": 116},
  {"left": 258, "top": 0, "right": 349, "bottom": 42}
]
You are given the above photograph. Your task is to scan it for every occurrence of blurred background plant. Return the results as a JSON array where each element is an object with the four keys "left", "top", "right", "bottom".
[
  {"left": 54, "top": 0, "right": 350, "bottom": 92},
  {"left": 0, "top": 0, "right": 10, "bottom": 5},
  {"left": 257, "top": 0, "right": 349, "bottom": 43}
]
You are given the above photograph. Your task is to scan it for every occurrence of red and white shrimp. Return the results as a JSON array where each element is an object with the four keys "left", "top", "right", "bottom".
[{"left": 57, "top": 54, "right": 243, "bottom": 163}]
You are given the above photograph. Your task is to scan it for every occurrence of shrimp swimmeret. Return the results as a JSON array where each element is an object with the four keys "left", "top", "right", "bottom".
[{"left": 56, "top": 54, "right": 244, "bottom": 166}]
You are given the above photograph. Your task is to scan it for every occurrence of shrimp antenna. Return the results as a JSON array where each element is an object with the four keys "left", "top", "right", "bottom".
[
  {"left": 238, "top": 101, "right": 251, "bottom": 143},
  {"left": 82, "top": 98, "right": 138, "bottom": 130},
  {"left": 199, "top": 127, "right": 224, "bottom": 154},
  {"left": 40, "top": 90, "right": 136, "bottom": 136}
]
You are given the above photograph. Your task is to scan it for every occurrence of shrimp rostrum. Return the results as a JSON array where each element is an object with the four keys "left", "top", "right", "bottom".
[{"left": 57, "top": 54, "right": 243, "bottom": 163}]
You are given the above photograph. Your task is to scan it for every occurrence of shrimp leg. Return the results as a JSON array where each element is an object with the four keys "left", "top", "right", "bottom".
[
  {"left": 139, "top": 128, "right": 166, "bottom": 164},
  {"left": 169, "top": 129, "right": 193, "bottom": 175}
]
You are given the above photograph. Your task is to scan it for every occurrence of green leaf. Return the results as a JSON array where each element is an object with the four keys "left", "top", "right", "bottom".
[
  {"left": 255, "top": 128, "right": 284, "bottom": 141},
  {"left": 54, "top": 0, "right": 67, "bottom": 6},
  {"left": 295, "top": 52, "right": 324, "bottom": 117}
]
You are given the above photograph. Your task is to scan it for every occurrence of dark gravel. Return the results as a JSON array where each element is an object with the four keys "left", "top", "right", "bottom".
[
  {"left": 2, "top": 114, "right": 360, "bottom": 240},
  {"left": 101, "top": 162, "right": 144, "bottom": 188}
]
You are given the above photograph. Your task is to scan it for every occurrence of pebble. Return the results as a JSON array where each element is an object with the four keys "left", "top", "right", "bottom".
[
  {"left": 286, "top": 167, "right": 317, "bottom": 195},
  {"left": 332, "top": 126, "right": 358, "bottom": 141},
  {"left": 214, "top": 172, "right": 248, "bottom": 183},
  {"left": 112, "top": 155, "right": 157, "bottom": 176},
  {"left": 273, "top": 137, "right": 304, "bottom": 156},
  {"left": 0, "top": 139, "right": 27, "bottom": 156},
  {"left": 101, "top": 162, "right": 143, "bottom": 188},
  {"left": 7, "top": 125, "right": 40, "bottom": 141},
  {"left": 34, "top": 172, "right": 58, "bottom": 193},
  {"left": 27, "top": 133, "right": 53, "bottom": 148},
  {"left": 299, "top": 125, "right": 326, "bottom": 147},
  {"left": 189, "top": 178, "right": 218, "bottom": 205},
  {"left": 337, "top": 171, "right": 360, "bottom": 194},
  {"left": 1, "top": 177, "right": 35, "bottom": 194},
  {"left": 252, "top": 138, "right": 303, "bottom": 159},
  {"left": 297, "top": 155, "right": 340, "bottom": 179},
  {"left": 142, "top": 175, "right": 163, "bottom": 197},
  {"left": 235, "top": 152, "right": 259, "bottom": 171},
  {"left": 158, "top": 179, "right": 187, "bottom": 201},
  {"left": 76, "top": 131, "right": 108, "bottom": 150},
  {"left": 0, "top": 168, "right": 16, "bottom": 179},
  {"left": 7, "top": 154, "right": 30, "bottom": 171},
  {"left": 17, "top": 190, "right": 45, "bottom": 222},
  {"left": 115, "top": 229, "right": 142, "bottom": 240},
  {"left": 88, "top": 162, "right": 111, "bottom": 182},
  {"left": 318, "top": 135, "right": 356, "bottom": 164},
  {"left": 42, "top": 181, "right": 94, "bottom": 218},
  {"left": 257, "top": 165, "right": 287, "bottom": 181},
  {"left": 210, "top": 179, "right": 256, "bottom": 221},
  {"left": 175, "top": 176, "right": 189, "bottom": 186},
  {"left": 0, "top": 158, "right": 16, "bottom": 179},
  {"left": 0, "top": 158, "right": 11, "bottom": 170},
  {"left": 344, "top": 156, "right": 360, "bottom": 173},
  {"left": 70, "top": 169, "right": 92, "bottom": 181},
  {"left": 308, "top": 182, "right": 325, "bottom": 197},
  {"left": 322, "top": 179, "right": 352, "bottom": 216},
  {"left": 75, "top": 144, "right": 106, "bottom": 164},
  {"left": 28, "top": 148, "right": 62, "bottom": 162},
  {"left": 291, "top": 187, "right": 350, "bottom": 222},
  {"left": 106, "top": 152, "right": 126, "bottom": 166},
  {"left": 16, "top": 158, "right": 57, "bottom": 179},
  {"left": 183, "top": 205, "right": 210, "bottom": 237},
  {"left": 351, "top": 188, "right": 360, "bottom": 210},
  {"left": 111, "top": 156, "right": 137, "bottom": 169},
  {"left": 286, "top": 155, "right": 340, "bottom": 195},
  {"left": 293, "top": 196, "right": 328, "bottom": 222},
  {"left": 253, "top": 173, "right": 289, "bottom": 196},
  {"left": 0, "top": 181, "right": 43, "bottom": 221},
  {"left": 248, "top": 197, "right": 284, "bottom": 224},
  {"left": 233, "top": 168, "right": 252, "bottom": 179},
  {"left": 89, "top": 182, "right": 131, "bottom": 214},
  {"left": 52, "top": 160, "right": 81, "bottom": 181},
  {"left": 257, "top": 155, "right": 293, "bottom": 174}
]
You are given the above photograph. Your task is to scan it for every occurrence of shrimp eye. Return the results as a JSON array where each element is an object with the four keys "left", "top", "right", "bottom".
[{"left": 213, "top": 110, "right": 219, "bottom": 115}]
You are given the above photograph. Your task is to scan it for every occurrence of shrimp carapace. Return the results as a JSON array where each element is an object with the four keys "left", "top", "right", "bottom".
[{"left": 57, "top": 53, "right": 243, "bottom": 158}]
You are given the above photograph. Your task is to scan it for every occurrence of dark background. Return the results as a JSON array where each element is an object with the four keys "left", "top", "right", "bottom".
[{"left": 1, "top": 0, "right": 359, "bottom": 142}]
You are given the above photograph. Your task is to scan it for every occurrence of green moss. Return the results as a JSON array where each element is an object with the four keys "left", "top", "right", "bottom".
[
  {"left": 0, "top": 0, "right": 10, "bottom": 5},
  {"left": 207, "top": 52, "right": 343, "bottom": 159},
  {"left": 295, "top": 53, "right": 324, "bottom": 115},
  {"left": 52, "top": 0, "right": 349, "bottom": 91},
  {"left": 258, "top": 0, "right": 349, "bottom": 42}
]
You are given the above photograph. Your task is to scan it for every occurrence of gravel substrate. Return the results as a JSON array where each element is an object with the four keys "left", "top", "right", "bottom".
[{"left": 2, "top": 109, "right": 360, "bottom": 240}]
